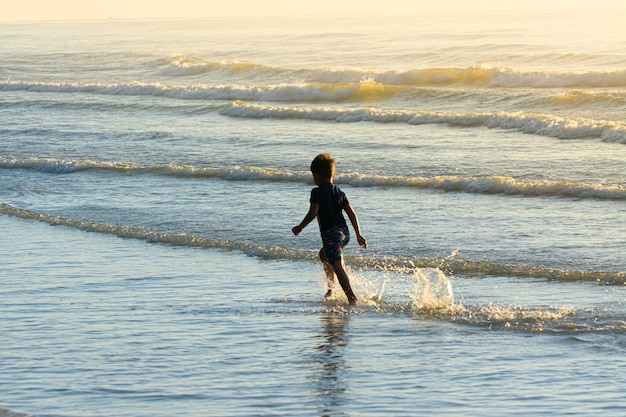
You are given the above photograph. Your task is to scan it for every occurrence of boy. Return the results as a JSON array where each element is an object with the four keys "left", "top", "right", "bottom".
[{"left": 292, "top": 154, "right": 367, "bottom": 305}]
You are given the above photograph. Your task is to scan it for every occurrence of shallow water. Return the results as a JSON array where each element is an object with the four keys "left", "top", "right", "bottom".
[
  {"left": 2, "top": 9, "right": 626, "bottom": 416},
  {"left": 3, "top": 216, "right": 626, "bottom": 416}
]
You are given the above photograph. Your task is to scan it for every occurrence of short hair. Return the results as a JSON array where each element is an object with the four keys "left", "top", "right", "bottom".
[{"left": 310, "top": 153, "right": 335, "bottom": 179}]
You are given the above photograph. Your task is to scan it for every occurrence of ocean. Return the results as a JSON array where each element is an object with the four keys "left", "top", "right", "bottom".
[{"left": 1, "top": 9, "right": 625, "bottom": 416}]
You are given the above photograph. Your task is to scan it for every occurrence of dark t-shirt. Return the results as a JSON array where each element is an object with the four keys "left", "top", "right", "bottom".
[{"left": 310, "top": 183, "right": 349, "bottom": 232}]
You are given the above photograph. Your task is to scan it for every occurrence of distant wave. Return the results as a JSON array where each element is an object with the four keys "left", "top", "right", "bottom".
[
  {"left": 220, "top": 101, "right": 626, "bottom": 144},
  {"left": 551, "top": 90, "right": 626, "bottom": 107},
  {"left": 313, "top": 66, "right": 626, "bottom": 88},
  {"left": 0, "top": 80, "right": 405, "bottom": 103},
  {"left": 161, "top": 57, "right": 626, "bottom": 88},
  {"left": 4, "top": 66, "right": 626, "bottom": 104},
  {"left": 1, "top": 203, "right": 624, "bottom": 284},
  {"left": 161, "top": 56, "right": 285, "bottom": 77},
  {"left": 2, "top": 157, "right": 624, "bottom": 200},
  {"left": 5, "top": 80, "right": 626, "bottom": 116}
]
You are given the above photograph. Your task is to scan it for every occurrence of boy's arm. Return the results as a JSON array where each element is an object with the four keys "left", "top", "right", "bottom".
[
  {"left": 292, "top": 203, "right": 319, "bottom": 236},
  {"left": 344, "top": 203, "right": 367, "bottom": 248}
]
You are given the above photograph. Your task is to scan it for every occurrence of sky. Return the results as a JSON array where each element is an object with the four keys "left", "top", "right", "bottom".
[{"left": 1, "top": 0, "right": 625, "bottom": 21}]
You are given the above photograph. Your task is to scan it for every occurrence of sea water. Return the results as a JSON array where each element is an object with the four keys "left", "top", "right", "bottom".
[{"left": 1, "top": 9, "right": 626, "bottom": 416}]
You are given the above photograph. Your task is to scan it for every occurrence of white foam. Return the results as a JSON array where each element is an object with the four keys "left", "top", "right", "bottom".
[
  {"left": 311, "top": 67, "right": 626, "bottom": 88},
  {"left": 0, "top": 157, "right": 131, "bottom": 174},
  {"left": 1, "top": 204, "right": 624, "bottom": 285},
  {"left": 0, "top": 80, "right": 402, "bottom": 103},
  {"left": 220, "top": 101, "right": 626, "bottom": 143},
  {"left": 340, "top": 173, "right": 626, "bottom": 200},
  {"left": 2, "top": 158, "right": 624, "bottom": 200},
  {"left": 158, "top": 55, "right": 626, "bottom": 88}
]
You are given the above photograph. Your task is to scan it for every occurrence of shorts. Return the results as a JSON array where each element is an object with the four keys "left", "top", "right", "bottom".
[{"left": 321, "top": 226, "right": 350, "bottom": 263}]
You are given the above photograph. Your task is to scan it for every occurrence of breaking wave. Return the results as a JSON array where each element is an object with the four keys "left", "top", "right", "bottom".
[
  {"left": 551, "top": 90, "right": 626, "bottom": 107},
  {"left": 161, "top": 56, "right": 282, "bottom": 77},
  {"left": 0, "top": 80, "right": 405, "bottom": 103},
  {"left": 2, "top": 158, "right": 624, "bottom": 200},
  {"left": 4, "top": 78, "right": 626, "bottom": 108},
  {"left": 1, "top": 204, "right": 624, "bottom": 285},
  {"left": 312, "top": 67, "right": 626, "bottom": 89},
  {"left": 161, "top": 58, "right": 626, "bottom": 88},
  {"left": 220, "top": 101, "right": 626, "bottom": 143},
  {"left": 0, "top": 203, "right": 312, "bottom": 261}
]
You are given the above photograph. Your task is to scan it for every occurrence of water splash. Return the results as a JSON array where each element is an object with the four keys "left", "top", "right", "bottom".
[
  {"left": 408, "top": 268, "right": 456, "bottom": 312},
  {"left": 325, "top": 264, "right": 458, "bottom": 311},
  {"left": 328, "top": 265, "right": 591, "bottom": 334}
]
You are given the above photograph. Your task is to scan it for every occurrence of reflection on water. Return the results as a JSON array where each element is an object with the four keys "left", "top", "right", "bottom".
[{"left": 311, "top": 310, "right": 350, "bottom": 417}]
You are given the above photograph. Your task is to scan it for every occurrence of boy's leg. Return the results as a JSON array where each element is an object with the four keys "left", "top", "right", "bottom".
[
  {"left": 331, "top": 259, "right": 358, "bottom": 305},
  {"left": 321, "top": 227, "right": 356, "bottom": 304},
  {"left": 319, "top": 248, "right": 335, "bottom": 297}
]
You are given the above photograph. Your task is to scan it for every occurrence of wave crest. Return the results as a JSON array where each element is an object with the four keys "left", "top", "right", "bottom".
[
  {"left": 0, "top": 80, "right": 404, "bottom": 103},
  {"left": 1, "top": 204, "right": 624, "bottom": 285},
  {"left": 2, "top": 158, "right": 623, "bottom": 200},
  {"left": 0, "top": 203, "right": 312, "bottom": 261},
  {"left": 323, "top": 67, "right": 626, "bottom": 88},
  {"left": 160, "top": 57, "right": 626, "bottom": 88},
  {"left": 162, "top": 56, "right": 284, "bottom": 77},
  {"left": 340, "top": 172, "right": 626, "bottom": 200},
  {"left": 220, "top": 101, "right": 626, "bottom": 144}
]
